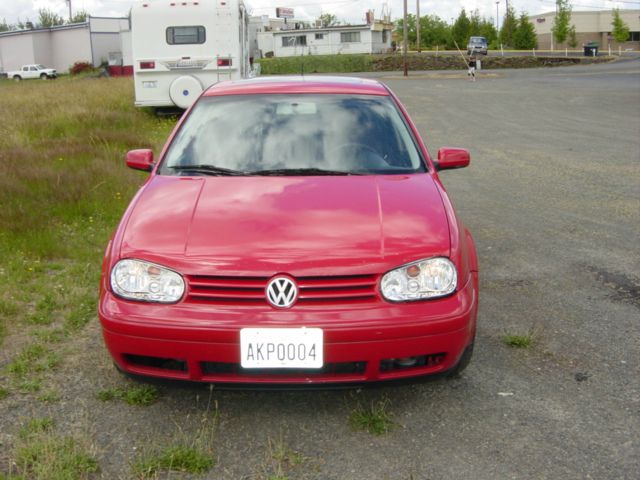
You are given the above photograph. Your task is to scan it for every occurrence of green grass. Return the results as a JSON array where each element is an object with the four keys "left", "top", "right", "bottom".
[
  {"left": 0, "top": 76, "right": 178, "bottom": 478},
  {"left": 0, "top": 77, "right": 176, "bottom": 400},
  {"left": 258, "top": 53, "right": 373, "bottom": 74},
  {"left": 15, "top": 435, "right": 98, "bottom": 479},
  {"left": 6, "top": 343, "right": 61, "bottom": 381},
  {"left": 19, "top": 418, "right": 55, "bottom": 438},
  {"left": 502, "top": 333, "right": 535, "bottom": 348},
  {"left": 263, "top": 435, "right": 304, "bottom": 480},
  {"left": 11, "top": 417, "right": 98, "bottom": 479},
  {"left": 132, "top": 445, "right": 214, "bottom": 477},
  {"left": 37, "top": 390, "right": 61, "bottom": 403},
  {"left": 349, "top": 396, "right": 394, "bottom": 435},
  {"left": 97, "top": 384, "right": 160, "bottom": 406}
]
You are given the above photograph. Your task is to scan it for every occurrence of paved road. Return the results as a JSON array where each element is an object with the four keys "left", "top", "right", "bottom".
[
  {"left": 30, "top": 59, "right": 640, "bottom": 479},
  {"left": 406, "top": 49, "right": 640, "bottom": 58}
]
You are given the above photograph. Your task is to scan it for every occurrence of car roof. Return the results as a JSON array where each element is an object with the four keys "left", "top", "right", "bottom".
[{"left": 203, "top": 75, "right": 390, "bottom": 97}]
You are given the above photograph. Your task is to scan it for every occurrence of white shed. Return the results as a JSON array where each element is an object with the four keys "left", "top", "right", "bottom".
[{"left": 0, "top": 16, "right": 129, "bottom": 73}]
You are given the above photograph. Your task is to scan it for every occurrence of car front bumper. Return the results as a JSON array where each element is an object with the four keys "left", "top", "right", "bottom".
[{"left": 99, "top": 273, "right": 478, "bottom": 385}]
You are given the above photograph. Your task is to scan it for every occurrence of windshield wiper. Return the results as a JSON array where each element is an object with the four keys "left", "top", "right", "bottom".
[
  {"left": 249, "top": 168, "right": 363, "bottom": 176},
  {"left": 168, "top": 164, "right": 245, "bottom": 176}
]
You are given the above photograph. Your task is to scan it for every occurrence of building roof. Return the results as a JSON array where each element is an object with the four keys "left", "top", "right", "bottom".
[
  {"left": 271, "top": 24, "right": 390, "bottom": 35},
  {"left": 0, "top": 22, "right": 88, "bottom": 37},
  {"left": 203, "top": 75, "right": 389, "bottom": 97}
]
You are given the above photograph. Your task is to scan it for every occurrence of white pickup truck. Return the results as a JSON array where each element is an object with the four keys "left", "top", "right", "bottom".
[{"left": 7, "top": 64, "right": 57, "bottom": 81}]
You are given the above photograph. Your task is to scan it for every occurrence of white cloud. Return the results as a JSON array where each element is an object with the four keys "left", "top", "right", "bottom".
[{"left": 0, "top": 0, "right": 634, "bottom": 25}]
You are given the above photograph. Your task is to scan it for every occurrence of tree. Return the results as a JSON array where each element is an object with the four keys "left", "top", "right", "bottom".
[
  {"left": 568, "top": 25, "right": 578, "bottom": 48},
  {"left": 0, "top": 18, "right": 10, "bottom": 32},
  {"left": 469, "top": 10, "right": 482, "bottom": 37},
  {"left": 317, "top": 13, "right": 338, "bottom": 28},
  {"left": 38, "top": 8, "right": 65, "bottom": 28},
  {"left": 69, "top": 10, "right": 89, "bottom": 24},
  {"left": 451, "top": 9, "right": 470, "bottom": 49},
  {"left": 513, "top": 12, "right": 537, "bottom": 50},
  {"left": 478, "top": 18, "right": 498, "bottom": 47},
  {"left": 611, "top": 8, "right": 630, "bottom": 43},
  {"left": 552, "top": 0, "right": 572, "bottom": 46},
  {"left": 420, "top": 15, "right": 451, "bottom": 49},
  {"left": 499, "top": 3, "right": 517, "bottom": 47},
  {"left": 16, "top": 18, "right": 33, "bottom": 30}
]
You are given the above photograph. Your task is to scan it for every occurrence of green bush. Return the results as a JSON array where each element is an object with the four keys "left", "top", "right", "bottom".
[{"left": 257, "top": 54, "right": 373, "bottom": 74}]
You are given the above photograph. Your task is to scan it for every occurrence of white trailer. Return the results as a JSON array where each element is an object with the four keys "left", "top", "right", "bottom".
[{"left": 131, "top": 0, "right": 250, "bottom": 109}]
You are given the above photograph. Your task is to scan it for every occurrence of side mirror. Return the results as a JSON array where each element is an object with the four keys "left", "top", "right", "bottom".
[
  {"left": 436, "top": 147, "right": 470, "bottom": 171},
  {"left": 126, "top": 149, "right": 154, "bottom": 172}
]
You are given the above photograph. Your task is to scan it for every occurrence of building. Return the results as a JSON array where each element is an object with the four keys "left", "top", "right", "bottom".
[
  {"left": 249, "top": 15, "right": 288, "bottom": 59},
  {"left": 0, "top": 16, "right": 129, "bottom": 73},
  {"left": 530, "top": 10, "right": 640, "bottom": 50},
  {"left": 254, "top": 16, "right": 393, "bottom": 58}
]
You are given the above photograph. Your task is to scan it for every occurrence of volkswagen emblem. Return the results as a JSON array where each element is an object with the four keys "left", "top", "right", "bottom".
[{"left": 266, "top": 276, "right": 298, "bottom": 308}]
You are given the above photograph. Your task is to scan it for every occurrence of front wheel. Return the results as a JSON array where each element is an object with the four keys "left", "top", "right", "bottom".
[
  {"left": 13, "top": 75, "right": 21, "bottom": 82},
  {"left": 40, "top": 73, "right": 48, "bottom": 80}
]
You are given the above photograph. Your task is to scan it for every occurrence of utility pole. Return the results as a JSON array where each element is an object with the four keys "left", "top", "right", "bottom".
[
  {"left": 403, "top": 0, "right": 408, "bottom": 76},
  {"left": 416, "top": 0, "right": 420, "bottom": 53},
  {"left": 495, "top": 1, "right": 499, "bottom": 32},
  {"left": 66, "top": 0, "right": 72, "bottom": 22}
]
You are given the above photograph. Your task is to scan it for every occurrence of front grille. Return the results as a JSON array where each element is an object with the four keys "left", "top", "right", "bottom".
[
  {"left": 201, "top": 361, "right": 367, "bottom": 377},
  {"left": 186, "top": 274, "right": 379, "bottom": 306}
]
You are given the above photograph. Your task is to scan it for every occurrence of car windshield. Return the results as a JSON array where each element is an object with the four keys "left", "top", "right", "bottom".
[
  {"left": 160, "top": 94, "right": 426, "bottom": 176},
  {"left": 470, "top": 38, "right": 485, "bottom": 44}
]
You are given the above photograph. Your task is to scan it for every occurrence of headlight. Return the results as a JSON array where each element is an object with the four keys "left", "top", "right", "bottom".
[
  {"left": 110, "top": 259, "right": 185, "bottom": 303},
  {"left": 381, "top": 257, "right": 457, "bottom": 302}
]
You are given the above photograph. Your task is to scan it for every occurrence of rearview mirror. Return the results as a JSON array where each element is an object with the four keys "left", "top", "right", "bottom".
[
  {"left": 436, "top": 148, "right": 470, "bottom": 171},
  {"left": 126, "top": 149, "right": 154, "bottom": 172}
]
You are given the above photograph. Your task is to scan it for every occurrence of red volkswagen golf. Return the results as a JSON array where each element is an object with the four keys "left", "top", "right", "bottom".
[{"left": 99, "top": 76, "right": 478, "bottom": 386}]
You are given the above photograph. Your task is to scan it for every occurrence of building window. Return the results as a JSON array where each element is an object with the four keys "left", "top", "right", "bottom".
[
  {"left": 382, "top": 30, "right": 388, "bottom": 43},
  {"left": 629, "top": 31, "right": 640, "bottom": 42},
  {"left": 282, "top": 35, "right": 307, "bottom": 47},
  {"left": 340, "top": 32, "right": 361, "bottom": 43},
  {"left": 166, "top": 26, "right": 206, "bottom": 45},
  {"left": 315, "top": 33, "right": 324, "bottom": 40}
]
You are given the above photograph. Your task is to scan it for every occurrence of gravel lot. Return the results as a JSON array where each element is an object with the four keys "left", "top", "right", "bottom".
[{"left": 2, "top": 59, "right": 639, "bottom": 479}]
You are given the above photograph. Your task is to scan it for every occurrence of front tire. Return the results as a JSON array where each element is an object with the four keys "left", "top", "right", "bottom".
[
  {"left": 13, "top": 75, "right": 21, "bottom": 82},
  {"left": 40, "top": 73, "right": 48, "bottom": 80}
]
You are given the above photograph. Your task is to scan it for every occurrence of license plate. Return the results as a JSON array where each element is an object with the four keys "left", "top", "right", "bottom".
[{"left": 240, "top": 328, "right": 323, "bottom": 369}]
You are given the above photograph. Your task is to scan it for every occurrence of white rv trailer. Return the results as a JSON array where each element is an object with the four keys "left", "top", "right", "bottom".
[{"left": 131, "top": 0, "right": 250, "bottom": 109}]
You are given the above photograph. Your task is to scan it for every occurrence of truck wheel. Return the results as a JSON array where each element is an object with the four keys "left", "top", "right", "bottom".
[
  {"left": 40, "top": 73, "right": 47, "bottom": 80},
  {"left": 13, "top": 75, "right": 21, "bottom": 82}
]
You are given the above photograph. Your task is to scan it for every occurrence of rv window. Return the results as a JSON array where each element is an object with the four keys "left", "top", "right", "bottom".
[
  {"left": 282, "top": 36, "right": 307, "bottom": 47},
  {"left": 166, "top": 26, "right": 206, "bottom": 45}
]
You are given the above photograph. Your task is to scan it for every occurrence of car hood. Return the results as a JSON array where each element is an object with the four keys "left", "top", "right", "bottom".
[{"left": 119, "top": 175, "right": 451, "bottom": 275}]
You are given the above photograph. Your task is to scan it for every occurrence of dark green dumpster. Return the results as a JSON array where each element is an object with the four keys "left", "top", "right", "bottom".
[{"left": 583, "top": 42, "right": 599, "bottom": 56}]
